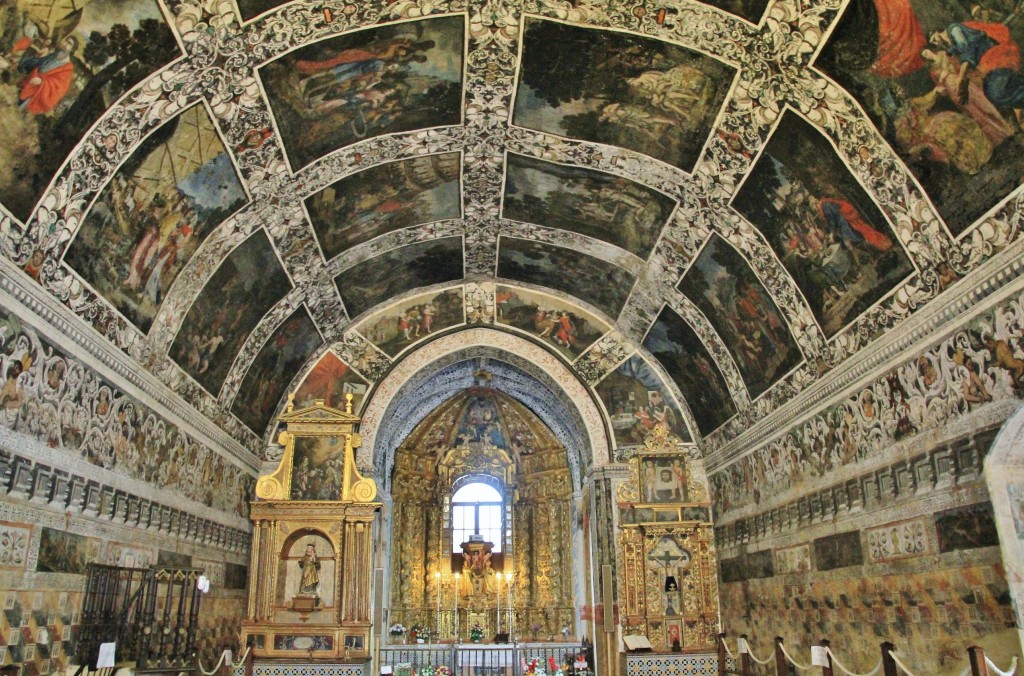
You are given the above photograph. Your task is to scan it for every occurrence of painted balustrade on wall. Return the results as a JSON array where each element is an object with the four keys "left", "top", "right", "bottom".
[{"left": 716, "top": 633, "right": 1019, "bottom": 676}]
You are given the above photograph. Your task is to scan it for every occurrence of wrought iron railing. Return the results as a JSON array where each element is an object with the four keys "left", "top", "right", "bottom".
[{"left": 75, "top": 564, "right": 203, "bottom": 674}]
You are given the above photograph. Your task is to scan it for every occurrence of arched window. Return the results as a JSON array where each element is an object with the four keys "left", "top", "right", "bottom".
[{"left": 451, "top": 482, "right": 503, "bottom": 552}]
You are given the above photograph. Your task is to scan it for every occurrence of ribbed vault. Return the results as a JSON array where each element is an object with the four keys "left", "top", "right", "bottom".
[{"left": 0, "top": 0, "right": 1022, "bottom": 463}]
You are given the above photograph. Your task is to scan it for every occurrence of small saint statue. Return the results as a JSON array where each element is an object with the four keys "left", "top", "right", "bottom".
[{"left": 298, "top": 544, "right": 321, "bottom": 597}]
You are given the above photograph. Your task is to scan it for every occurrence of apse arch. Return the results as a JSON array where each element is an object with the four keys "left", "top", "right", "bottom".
[{"left": 359, "top": 327, "right": 611, "bottom": 486}]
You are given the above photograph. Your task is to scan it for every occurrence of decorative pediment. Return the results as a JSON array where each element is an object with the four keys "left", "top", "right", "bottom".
[{"left": 254, "top": 392, "right": 376, "bottom": 503}]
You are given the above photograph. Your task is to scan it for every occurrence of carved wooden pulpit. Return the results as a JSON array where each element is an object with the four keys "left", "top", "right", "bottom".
[{"left": 241, "top": 394, "right": 380, "bottom": 661}]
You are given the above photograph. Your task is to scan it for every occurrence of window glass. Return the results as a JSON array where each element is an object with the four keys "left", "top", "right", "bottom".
[{"left": 451, "top": 482, "right": 504, "bottom": 552}]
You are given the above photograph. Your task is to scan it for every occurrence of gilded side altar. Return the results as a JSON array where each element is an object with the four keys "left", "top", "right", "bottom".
[
  {"left": 616, "top": 425, "right": 719, "bottom": 652},
  {"left": 242, "top": 394, "right": 381, "bottom": 661}
]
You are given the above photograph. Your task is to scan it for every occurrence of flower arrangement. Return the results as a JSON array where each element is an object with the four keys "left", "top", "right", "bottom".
[
  {"left": 417, "top": 666, "right": 435, "bottom": 676},
  {"left": 469, "top": 623, "right": 484, "bottom": 642},
  {"left": 389, "top": 623, "right": 407, "bottom": 637},
  {"left": 434, "top": 666, "right": 451, "bottom": 676},
  {"left": 410, "top": 625, "right": 428, "bottom": 643}
]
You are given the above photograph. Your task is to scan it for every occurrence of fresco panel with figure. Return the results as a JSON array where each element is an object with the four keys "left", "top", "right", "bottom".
[
  {"left": 335, "top": 236, "right": 463, "bottom": 319},
  {"left": 678, "top": 235, "right": 804, "bottom": 399},
  {"left": 732, "top": 112, "right": 914, "bottom": 337},
  {"left": 495, "top": 285, "right": 609, "bottom": 361},
  {"left": 0, "top": 0, "right": 177, "bottom": 223},
  {"left": 817, "top": 0, "right": 1024, "bottom": 236},
  {"left": 64, "top": 104, "right": 247, "bottom": 333},
  {"left": 356, "top": 288, "right": 463, "bottom": 357},
  {"left": 170, "top": 230, "right": 292, "bottom": 396},
  {"left": 260, "top": 15, "right": 465, "bottom": 170},
  {"left": 496, "top": 237, "right": 636, "bottom": 320},
  {"left": 232, "top": 307, "right": 324, "bottom": 435},
  {"left": 513, "top": 18, "right": 735, "bottom": 172},
  {"left": 306, "top": 152, "right": 461, "bottom": 261},
  {"left": 293, "top": 351, "right": 368, "bottom": 412},
  {"left": 501, "top": 153, "right": 676, "bottom": 259},
  {"left": 643, "top": 307, "right": 737, "bottom": 437},
  {"left": 595, "top": 354, "right": 692, "bottom": 446}
]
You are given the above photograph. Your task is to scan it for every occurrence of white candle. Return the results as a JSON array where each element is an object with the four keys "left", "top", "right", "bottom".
[{"left": 496, "top": 571, "right": 501, "bottom": 633}]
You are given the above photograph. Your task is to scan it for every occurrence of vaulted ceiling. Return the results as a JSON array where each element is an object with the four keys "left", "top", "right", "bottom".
[{"left": 2, "top": 0, "right": 1022, "bottom": 466}]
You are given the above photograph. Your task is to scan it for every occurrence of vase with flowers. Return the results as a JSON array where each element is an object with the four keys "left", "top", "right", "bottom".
[{"left": 389, "top": 623, "right": 407, "bottom": 644}]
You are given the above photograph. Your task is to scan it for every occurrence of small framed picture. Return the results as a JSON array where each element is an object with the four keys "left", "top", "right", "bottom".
[
  {"left": 663, "top": 618, "right": 682, "bottom": 650},
  {"left": 638, "top": 456, "right": 688, "bottom": 504}
]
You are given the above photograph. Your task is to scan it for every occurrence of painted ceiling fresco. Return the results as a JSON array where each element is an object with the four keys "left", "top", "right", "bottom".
[{"left": 2, "top": 0, "right": 1024, "bottom": 459}]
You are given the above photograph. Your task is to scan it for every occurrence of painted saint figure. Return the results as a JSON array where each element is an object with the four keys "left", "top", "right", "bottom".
[{"left": 298, "top": 543, "right": 321, "bottom": 596}]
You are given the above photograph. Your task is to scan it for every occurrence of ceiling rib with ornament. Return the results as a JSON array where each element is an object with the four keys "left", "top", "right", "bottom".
[{"left": 0, "top": 0, "right": 1021, "bottom": 463}]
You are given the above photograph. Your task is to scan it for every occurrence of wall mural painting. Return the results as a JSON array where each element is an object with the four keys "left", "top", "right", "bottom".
[
  {"left": 643, "top": 307, "right": 737, "bottom": 437},
  {"left": 0, "top": 0, "right": 177, "bottom": 222},
  {"left": 595, "top": 354, "right": 692, "bottom": 446},
  {"left": 336, "top": 236, "right": 463, "bottom": 318},
  {"left": 495, "top": 285, "right": 609, "bottom": 360},
  {"left": 64, "top": 105, "right": 247, "bottom": 333},
  {"left": 513, "top": 18, "right": 736, "bottom": 172},
  {"left": 293, "top": 351, "right": 368, "bottom": 412},
  {"left": 501, "top": 154, "right": 676, "bottom": 259},
  {"left": 231, "top": 307, "right": 324, "bottom": 435},
  {"left": 236, "top": 0, "right": 288, "bottom": 22},
  {"left": 260, "top": 15, "right": 465, "bottom": 169},
  {"left": 290, "top": 435, "right": 345, "bottom": 500},
  {"left": 306, "top": 153, "right": 461, "bottom": 261},
  {"left": 817, "top": 0, "right": 1024, "bottom": 236},
  {"left": 37, "top": 529, "right": 94, "bottom": 574},
  {"left": 709, "top": 290, "right": 1024, "bottom": 518},
  {"left": 169, "top": 230, "right": 292, "bottom": 396},
  {"left": 0, "top": 302, "right": 252, "bottom": 516},
  {"left": 496, "top": 237, "right": 636, "bottom": 320},
  {"left": 678, "top": 235, "right": 803, "bottom": 399},
  {"left": 357, "top": 288, "right": 463, "bottom": 357},
  {"left": 732, "top": 113, "right": 914, "bottom": 337}
]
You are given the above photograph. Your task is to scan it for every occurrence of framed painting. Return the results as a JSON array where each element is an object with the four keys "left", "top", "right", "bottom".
[{"left": 638, "top": 455, "right": 689, "bottom": 504}]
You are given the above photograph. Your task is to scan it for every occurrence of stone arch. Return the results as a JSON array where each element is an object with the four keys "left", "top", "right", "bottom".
[
  {"left": 359, "top": 327, "right": 612, "bottom": 480},
  {"left": 983, "top": 402, "right": 1024, "bottom": 653}
]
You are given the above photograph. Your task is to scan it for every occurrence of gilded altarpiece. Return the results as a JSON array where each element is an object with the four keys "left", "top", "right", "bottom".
[
  {"left": 616, "top": 425, "right": 719, "bottom": 651},
  {"left": 242, "top": 396, "right": 381, "bottom": 661},
  {"left": 388, "top": 388, "right": 576, "bottom": 641}
]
